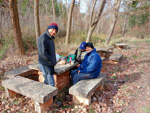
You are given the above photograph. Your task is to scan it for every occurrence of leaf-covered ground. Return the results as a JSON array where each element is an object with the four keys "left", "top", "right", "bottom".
[{"left": 0, "top": 38, "right": 150, "bottom": 113}]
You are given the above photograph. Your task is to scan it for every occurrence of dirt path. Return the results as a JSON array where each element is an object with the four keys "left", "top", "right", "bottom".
[{"left": 0, "top": 39, "right": 150, "bottom": 113}]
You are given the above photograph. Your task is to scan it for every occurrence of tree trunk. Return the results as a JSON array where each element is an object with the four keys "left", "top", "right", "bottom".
[
  {"left": 9, "top": 0, "right": 25, "bottom": 55},
  {"left": 65, "top": 0, "right": 75, "bottom": 44},
  {"left": 105, "top": 16, "right": 117, "bottom": 45},
  {"left": 122, "top": 14, "right": 128, "bottom": 36},
  {"left": 86, "top": 26, "right": 95, "bottom": 42},
  {"left": 66, "top": 0, "right": 68, "bottom": 18},
  {"left": 34, "top": 0, "right": 41, "bottom": 40},
  {"left": 0, "top": 9, "right": 2, "bottom": 39},
  {"left": 52, "top": 0, "right": 56, "bottom": 22},
  {"left": 86, "top": 0, "right": 106, "bottom": 42},
  {"left": 78, "top": 0, "right": 81, "bottom": 30},
  {"left": 105, "top": 0, "right": 121, "bottom": 45}
]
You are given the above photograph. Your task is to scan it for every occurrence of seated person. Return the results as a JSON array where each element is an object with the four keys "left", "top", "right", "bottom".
[
  {"left": 71, "top": 42, "right": 102, "bottom": 85},
  {"left": 74, "top": 42, "right": 86, "bottom": 67}
]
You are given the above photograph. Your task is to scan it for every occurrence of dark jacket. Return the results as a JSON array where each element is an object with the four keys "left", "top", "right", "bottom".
[
  {"left": 74, "top": 48, "right": 86, "bottom": 64},
  {"left": 37, "top": 30, "right": 56, "bottom": 66},
  {"left": 78, "top": 48, "right": 102, "bottom": 78}
]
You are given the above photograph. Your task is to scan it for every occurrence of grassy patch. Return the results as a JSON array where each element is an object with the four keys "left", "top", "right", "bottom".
[
  {"left": 131, "top": 54, "right": 138, "bottom": 59},
  {"left": 141, "top": 107, "right": 150, "bottom": 112},
  {"left": 111, "top": 81, "right": 115, "bottom": 83},
  {"left": 89, "top": 107, "right": 95, "bottom": 113},
  {"left": 111, "top": 76, "right": 118, "bottom": 79}
]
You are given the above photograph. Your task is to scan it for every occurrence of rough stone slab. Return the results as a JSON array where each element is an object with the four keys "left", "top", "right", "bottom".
[
  {"left": 73, "top": 95, "right": 91, "bottom": 105},
  {"left": 2, "top": 76, "right": 58, "bottom": 103},
  {"left": 96, "top": 47, "right": 109, "bottom": 53},
  {"left": 28, "top": 62, "right": 79, "bottom": 75},
  {"left": 69, "top": 74, "right": 107, "bottom": 98},
  {"left": 4, "top": 65, "right": 37, "bottom": 79},
  {"left": 54, "top": 62, "right": 78, "bottom": 75},
  {"left": 109, "top": 54, "right": 123, "bottom": 62},
  {"left": 115, "top": 43, "right": 127, "bottom": 49}
]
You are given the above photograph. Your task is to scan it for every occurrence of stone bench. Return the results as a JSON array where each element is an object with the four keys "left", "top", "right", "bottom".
[
  {"left": 114, "top": 43, "right": 127, "bottom": 49},
  {"left": 2, "top": 76, "right": 58, "bottom": 113},
  {"left": 96, "top": 47, "right": 113, "bottom": 58},
  {"left": 69, "top": 73, "right": 107, "bottom": 105},
  {"left": 4, "top": 62, "right": 79, "bottom": 90},
  {"left": 4, "top": 64, "right": 38, "bottom": 79},
  {"left": 109, "top": 53, "right": 123, "bottom": 62}
]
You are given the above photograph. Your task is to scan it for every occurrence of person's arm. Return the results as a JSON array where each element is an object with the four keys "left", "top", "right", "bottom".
[
  {"left": 74, "top": 48, "right": 78, "bottom": 62},
  {"left": 86, "top": 54, "right": 101, "bottom": 73},
  {"left": 42, "top": 38, "right": 56, "bottom": 65}
]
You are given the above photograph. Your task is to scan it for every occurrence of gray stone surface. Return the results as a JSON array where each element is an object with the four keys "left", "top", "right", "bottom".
[
  {"left": 96, "top": 47, "right": 109, "bottom": 53},
  {"left": 2, "top": 76, "right": 58, "bottom": 103},
  {"left": 29, "top": 62, "right": 79, "bottom": 75},
  {"left": 5, "top": 62, "right": 79, "bottom": 79},
  {"left": 4, "top": 65, "right": 37, "bottom": 79},
  {"left": 115, "top": 43, "right": 127, "bottom": 48},
  {"left": 109, "top": 54, "right": 123, "bottom": 61},
  {"left": 69, "top": 74, "right": 107, "bottom": 98}
]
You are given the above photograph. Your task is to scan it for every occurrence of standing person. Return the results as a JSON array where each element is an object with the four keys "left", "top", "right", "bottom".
[
  {"left": 71, "top": 42, "right": 102, "bottom": 85},
  {"left": 37, "top": 23, "right": 58, "bottom": 86},
  {"left": 74, "top": 42, "right": 86, "bottom": 67}
]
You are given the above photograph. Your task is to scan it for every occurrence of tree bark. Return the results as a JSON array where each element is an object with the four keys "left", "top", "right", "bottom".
[
  {"left": 34, "top": 0, "right": 41, "bottom": 40},
  {"left": 78, "top": 0, "right": 81, "bottom": 30},
  {"left": 105, "top": 0, "right": 121, "bottom": 45},
  {"left": 52, "top": 0, "right": 56, "bottom": 22},
  {"left": 0, "top": 9, "right": 2, "bottom": 39},
  {"left": 122, "top": 14, "right": 128, "bottom": 36},
  {"left": 65, "top": 0, "right": 75, "bottom": 44},
  {"left": 9, "top": 0, "right": 25, "bottom": 55},
  {"left": 86, "top": 0, "right": 106, "bottom": 42}
]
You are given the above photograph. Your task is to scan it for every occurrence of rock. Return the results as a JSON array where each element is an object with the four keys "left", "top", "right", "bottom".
[
  {"left": 93, "top": 97, "right": 97, "bottom": 101},
  {"left": 98, "top": 97, "right": 102, "bottom": 101},
  {"left": 57, "top": 101, "right": 63, "bottom": 107}
]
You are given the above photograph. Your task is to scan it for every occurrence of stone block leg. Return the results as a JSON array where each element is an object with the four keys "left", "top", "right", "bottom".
[
  {"left": 96, "top": 81, "right": 105, "bottom": 91},
  {"left": 5, "top": 88, "right": 17, "bottom": 98},
  {"left": 34, "top": 98, "right": 53, "bottom": 113},
  {"left": 73, "top": 95, "right": 91, "bottom": 106}
]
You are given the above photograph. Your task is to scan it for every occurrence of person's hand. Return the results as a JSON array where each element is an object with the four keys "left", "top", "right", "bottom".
[
  {"left": 78, "top": 70, "right": 80, "bottom": 73},
  {"left": 77, "top": 64, "right": 80, "bottom": 67}
]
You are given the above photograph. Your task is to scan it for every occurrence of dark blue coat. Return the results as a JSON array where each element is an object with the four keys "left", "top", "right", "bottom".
[
  {"left": 37, "top": 30, "right": 56, "bottom": 66},
  {"left": 78, "top": 48, "right": 102, "bottom": 78}
]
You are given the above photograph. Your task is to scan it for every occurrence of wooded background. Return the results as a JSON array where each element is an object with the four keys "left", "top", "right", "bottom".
[{"left": 0, "top": 0, "right": 150, "bottom": 56}]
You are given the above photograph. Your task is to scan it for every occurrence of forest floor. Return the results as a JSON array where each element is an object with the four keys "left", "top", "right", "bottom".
[{"left": 0, "top": 38, "right": 150, "bottom": 113}]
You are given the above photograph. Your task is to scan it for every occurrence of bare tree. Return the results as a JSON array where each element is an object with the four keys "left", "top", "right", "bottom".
[
  {"left": 0, "top": 9, "right": 2, "bottom": 39},
  {"left": 105, "top": 0, "right": 121, "bottom": 45},
  {"left": 9, "top": 0, "right": 25, "bottom": 55},
  {"left": 122, "top": 14, "right": 128, "bottom": 36},
  {"left": 65, "top": 0, "right": 75, "bottom": 44},
  {"left": 52, "top": 0, "right": 56, "bottom": 22},
  {"left": 86, "top": 0, "right": 106, "bottom": 42},
  {"left": 78, "top": 0, "right": 81, "bottom": 30},
  {"left": 34, "top": 0, "right": 41, "bottom": 40}
]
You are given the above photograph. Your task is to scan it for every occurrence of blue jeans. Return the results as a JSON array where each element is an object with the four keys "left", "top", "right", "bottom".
[
  {"left": 71, "top": 69, "right": 95, "bottom": 85},
  {"left": 39, "top": 63, "right": 55, "bottom": 86}
]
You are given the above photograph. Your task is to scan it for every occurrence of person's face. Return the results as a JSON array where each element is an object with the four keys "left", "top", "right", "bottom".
[
  {"left": 48, "top": 28, "right": 57, "bottom": 36},
  {"left": 86, "top": 46, "right": 93, "bottom": 53},
  {"left": 81, "top": 49, "right": 85, "bottom": 52}
]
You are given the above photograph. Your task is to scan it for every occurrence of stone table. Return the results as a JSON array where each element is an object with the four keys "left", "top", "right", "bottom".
[
  {"left": 29, "top": 62, "right": 79, "bottom": 90},
  {"left": 4, "top": 62, "right": 78, "bottom": 90}
]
